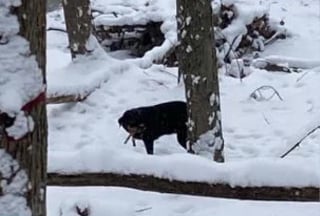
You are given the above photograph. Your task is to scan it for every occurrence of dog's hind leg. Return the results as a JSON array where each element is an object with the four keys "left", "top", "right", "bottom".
[{"left": 177, "top": 129, "right": 187, "bottom": 149}]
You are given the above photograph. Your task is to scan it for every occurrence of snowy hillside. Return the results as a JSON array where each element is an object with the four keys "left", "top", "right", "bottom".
[
  {"left": 46, "top": 0, "right": 320, "bottom": 215},
  {"left": 47, "top": 0, "right": 320, "bottom": 183}
]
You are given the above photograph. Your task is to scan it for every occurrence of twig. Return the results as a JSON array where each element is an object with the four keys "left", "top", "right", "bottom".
[
  {"left": 262, "top": 113, "right": 271, "bottom": 125},
  {"left": 135, "top": 207, "right": 152, "bottom": 213},
  {"left": 296, "top": 71, "right": 309, "bottom": 83},
  {"left": 216, "top": 30, "right": 244, "bottom": 82},
  {"left": 280, "top": 125, "right": 320, "bottom": 158},
  {"left": 224, "top": 34, "right": 241, "bottom": 62},
  {"left": 147, "top": 79, "right": 169, "bottom": 88},
  {"left": 158, "top": 68, "right": 178, "bottom": 78},
  {"left": 47, "top": 27, "right": 67, "bottom": 33},
  {"left": 250, "top": 85, "right": 283, "bottom": 101},
  {"left": 264, "top": 30, "right": 285, "bottom": 46},
  {"left": 75, "top": 205, "right": 90, "bottom": 216}
]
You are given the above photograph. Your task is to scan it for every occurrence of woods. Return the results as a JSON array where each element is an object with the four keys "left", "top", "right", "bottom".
[{"left": 1, "top": 0, "right": 319, "bottom": 215}]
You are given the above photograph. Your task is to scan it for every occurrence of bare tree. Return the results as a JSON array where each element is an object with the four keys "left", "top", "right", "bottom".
[
  {"left": 62, "top": 0, "right": 93, "bottom": 59},
  {"left": 0, "top": 0, "right": 48, "bottom": 215},
  {"left": 176, "top": 0, "right": 224, "bottom": 162}
]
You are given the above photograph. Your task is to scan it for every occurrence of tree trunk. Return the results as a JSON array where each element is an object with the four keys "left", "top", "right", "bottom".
[
  {"left": 176, "top": 0, "right": 225, "bottom": 162},
  {"left": 0, "top": 0, "right": 48, "bottom": 216},
  {"left": 62, "top": 0, "right": 93, "bottom": 59}
]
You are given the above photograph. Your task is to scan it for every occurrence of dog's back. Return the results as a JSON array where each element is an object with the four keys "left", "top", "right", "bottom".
[{"left": 142, "top": 101, "right": 187, "bottom": 137}]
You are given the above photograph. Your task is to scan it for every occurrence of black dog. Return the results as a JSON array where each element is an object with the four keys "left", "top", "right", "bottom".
[{"left": 118, "top": 101, "right": 187, "bottom": 154}]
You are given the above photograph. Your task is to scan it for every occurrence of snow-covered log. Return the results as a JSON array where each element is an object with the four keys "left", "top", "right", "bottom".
[{"left": 47, "top": 172, "right": 320, "bottom": 201}]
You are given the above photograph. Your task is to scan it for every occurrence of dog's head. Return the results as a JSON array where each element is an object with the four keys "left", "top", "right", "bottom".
[{"left": 118, "top": 109, "right": 146, "bottom": 138}]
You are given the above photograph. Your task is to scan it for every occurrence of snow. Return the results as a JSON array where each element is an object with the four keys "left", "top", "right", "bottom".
[
  {"left": 0, "top": 2, "right": 43, "bottom": 115},
  {"left": 262, "top": 55, "right": 320, "bottom": 69},
  {"left": 6, "top": 111, "right": 34, "bottom": 140},
  {"left": 1, "top": 0, "right": 317, "bottom": 214},
  {"left": 48, "top": 187, "right": 320, "bottom": 216},
  {"left": 261, "top": 0, "right": 320, "bottom": 60},
  {"left": 46, "top": 0, "right": 320, "bottom": 189},
  {"left": 220, "top": 0, "right": 269, "bottom": 50},
  {"left": 0, "top": 150, "right": 30, "bottom": 216}
]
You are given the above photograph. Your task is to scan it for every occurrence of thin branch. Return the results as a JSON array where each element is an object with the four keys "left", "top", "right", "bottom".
[
  {"left": 281, "top": 125, "right": 320, "bottom": 158},
  {"left": 47, "top": 27, "right": 67, "bottom": 33},
  {"left": 262, "top": 113, "right": 271, "bottom": 125},
  {"left": 296, "top": 71, "right": 309, "bottom": 83},
  {"left": 250, "top": 85, "right": 283, "bottom": 101},
  {"left": 135, "top": 207, "right": 152, "bottom": 213},
  {"left": 158, "top": 68, "right": 178, "bottom": 78}
]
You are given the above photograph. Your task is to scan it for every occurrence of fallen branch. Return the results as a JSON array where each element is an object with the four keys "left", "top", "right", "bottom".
[
  {"left": 250, "top": 85, "right": 283, "bottom": 101},
  {"left": 135, "top": 207, "right": 152, "bottom": 213},
  {"left": 47, "top": 27, "right": 67, "bottom": 33},
  {"left": 47, "top": 172, "right": 320, "bottom": 201},
  {"left": 263, "top": 55, "right": 320, "bottom": 69},
  {"left": 46, "top": 93, "right": 91, "bottom": 104},
  {"left": 252, "top": 59, "right": 297, "bottom": 73},
  {"left": 281, "top": 125, "right": 320, "bottom": 158}
]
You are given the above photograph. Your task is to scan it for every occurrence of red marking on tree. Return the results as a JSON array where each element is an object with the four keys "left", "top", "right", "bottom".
[{"left": 21, "top": 92, "right": 45, "bottom": 113}]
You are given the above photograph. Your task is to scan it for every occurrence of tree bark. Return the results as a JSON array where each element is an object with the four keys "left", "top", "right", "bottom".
[
  {"left": 0, "top": 1, "right": 48, "bottom": 216},
  {"left": 62, "top": 0, "right": 93, "bottom": 59},
  {"left": 176, "top": 0, "right": 225, "bottom": 162},
  {"left": 47, "top": 172, "right": 320, "bottom": 201}
]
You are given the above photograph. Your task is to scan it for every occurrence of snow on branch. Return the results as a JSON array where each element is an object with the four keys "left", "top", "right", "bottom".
[{"left": 261, "top": 55, "right": 320, "bottom": 69}]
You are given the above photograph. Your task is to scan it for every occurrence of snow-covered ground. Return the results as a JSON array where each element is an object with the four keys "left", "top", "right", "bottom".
[
  {"left": 46, "top": 0, "right": 320, "bottom": 215},
  {"left": 48, "top": 187, "right": 320, "bottom": 216}
]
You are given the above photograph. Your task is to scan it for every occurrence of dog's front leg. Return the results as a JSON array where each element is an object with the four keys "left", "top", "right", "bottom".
[{"left": 143, "top": 138, "right": 154, "bottom": 155}]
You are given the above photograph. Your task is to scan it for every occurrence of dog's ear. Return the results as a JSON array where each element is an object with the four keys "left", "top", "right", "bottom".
[{"left": 118, "top": 117, "right": 122, "bottom": 127}]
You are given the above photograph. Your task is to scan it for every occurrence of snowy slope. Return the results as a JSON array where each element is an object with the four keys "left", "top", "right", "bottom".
[{"left": 46, "top": 0, "right": 320, "bottom": 187}]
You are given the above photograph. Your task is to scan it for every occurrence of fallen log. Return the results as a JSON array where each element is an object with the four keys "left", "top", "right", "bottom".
[{"left": 47, "top": 172, "right": 320, "bottom": 202}]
